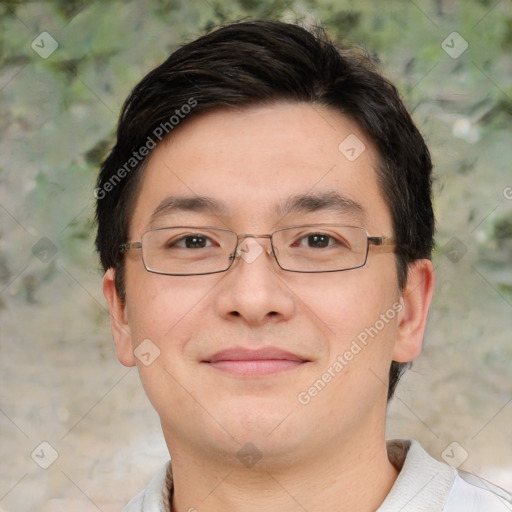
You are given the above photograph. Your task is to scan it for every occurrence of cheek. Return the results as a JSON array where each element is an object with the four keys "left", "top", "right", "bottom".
[
  {"left": 290, "top": 272, "right": 400, "bottom": 365},
  {"left": 291, "top": 271, "right": 394, "bottom": 329},
  {"left": 124, "top": 267, "right": 212, "bottom": 348}
]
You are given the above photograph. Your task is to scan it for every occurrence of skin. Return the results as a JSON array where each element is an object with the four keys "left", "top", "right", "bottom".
[{"left": 103, "top": 103, "right": 435, "bottom": 512}]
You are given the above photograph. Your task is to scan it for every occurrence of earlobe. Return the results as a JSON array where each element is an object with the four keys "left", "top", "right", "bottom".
[
  {"left": 103, "top": 268, "right": 136, "bottom": 367},
  {"left": 393, "top": 259, "right": 435, "bottom": 363}
]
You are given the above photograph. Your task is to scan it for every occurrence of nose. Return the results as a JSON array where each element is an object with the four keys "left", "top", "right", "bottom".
[
  {"left": 215, "top": 236, "right": 296, "bottom": 326},
  {"left": 233, "top": 235, "right": 273, "bottom": 264}
]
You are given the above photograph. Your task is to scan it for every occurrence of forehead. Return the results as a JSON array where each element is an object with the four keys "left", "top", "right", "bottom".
[{"left": 129, "top": 103, "right": 391, "bottom": 235}]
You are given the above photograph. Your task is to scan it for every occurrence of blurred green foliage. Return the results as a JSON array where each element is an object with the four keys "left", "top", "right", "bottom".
[{"left": 0, "top": 0, "right": 511, "bottom": 300}]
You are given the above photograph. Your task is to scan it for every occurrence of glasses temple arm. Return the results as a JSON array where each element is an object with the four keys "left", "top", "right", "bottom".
[
  {"left": 368, "top": 236, "right": 395, "bottom": 247},
  {"left": 120, "top": 242, "right": 142, "bottom": 252}
]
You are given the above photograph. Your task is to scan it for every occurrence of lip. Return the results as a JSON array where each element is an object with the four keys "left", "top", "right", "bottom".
[{"left": 204, "top": 347, "right": 310, "bottom": 376}]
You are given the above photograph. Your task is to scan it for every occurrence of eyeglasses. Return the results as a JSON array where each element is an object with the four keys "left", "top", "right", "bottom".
[{"left": 120, "top": 224, "right": 395, "bottom": 276}]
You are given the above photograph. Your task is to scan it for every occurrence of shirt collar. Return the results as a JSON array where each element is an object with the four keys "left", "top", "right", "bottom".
[{"left": 378, "top": 439, "right": 456, "bottom": 511}]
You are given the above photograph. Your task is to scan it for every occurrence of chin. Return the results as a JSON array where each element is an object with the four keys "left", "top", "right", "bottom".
[{"left": 212, "top": 398, "right": 304, "bottom": 448}]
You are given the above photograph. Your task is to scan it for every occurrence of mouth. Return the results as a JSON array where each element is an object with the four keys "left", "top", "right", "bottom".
[{"left": 203, "top": 347, "right": 310, "bottom": 376}]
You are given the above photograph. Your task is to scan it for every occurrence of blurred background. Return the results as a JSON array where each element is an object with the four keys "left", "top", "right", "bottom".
[{"left": 0, "top": 0, "right": 511, "bottom": 510}]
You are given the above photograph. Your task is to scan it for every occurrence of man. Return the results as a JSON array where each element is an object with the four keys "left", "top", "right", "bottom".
[{"left": 96, "top": 20, "right": 511, "bottom": 511}]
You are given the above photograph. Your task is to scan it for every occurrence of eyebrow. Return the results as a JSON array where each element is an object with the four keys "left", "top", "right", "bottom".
[
  {"left": 148, "top": 190, "right": 365, "bottom": 226},
  {"left": 149, "top": 195, "right": 228, "bottom": 226},
  {"left": 276, "top": 191, "right": 365, "bottom": 220}
]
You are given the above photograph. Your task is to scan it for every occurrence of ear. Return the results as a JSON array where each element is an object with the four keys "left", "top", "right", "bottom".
[
  {"left": 103, "top": 268, "right": 136, "bottom": 367},
  {"left": 393, "top": 259, "right": 435, "bottom": 363}
]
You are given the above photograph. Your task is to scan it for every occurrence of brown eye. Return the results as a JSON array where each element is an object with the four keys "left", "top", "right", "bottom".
[
  {"left": 166, "top": 234, "right": 214, "bottom": 249},
  {"left": 306, "top": 234, "right": 331, "bottom": 248},
  {"left": 183, "top": 235, "right": 208, "bottom": 248}
]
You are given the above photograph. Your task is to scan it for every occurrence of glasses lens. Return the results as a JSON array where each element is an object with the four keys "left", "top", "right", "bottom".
[
  {"left": 141, "top": 227, "right": 237, "bottom": 275},
  {"left": 273, "top": 225, "right": 368, "bottom": 272}
]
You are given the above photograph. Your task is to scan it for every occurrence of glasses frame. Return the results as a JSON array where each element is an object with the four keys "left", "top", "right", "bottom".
[{"left": 119, "top": 224, "right": 396, "bottom": 276}]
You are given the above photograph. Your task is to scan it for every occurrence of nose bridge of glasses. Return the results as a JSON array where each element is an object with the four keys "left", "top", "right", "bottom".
[
  {"left": 237, "top": 233, "right": 273, "bottom": 240},
  {"left": 234, "top": 233, "right": 274, "bottom": 260}
]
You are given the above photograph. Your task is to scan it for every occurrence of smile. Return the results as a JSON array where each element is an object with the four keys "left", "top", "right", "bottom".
[{"left": 204, "top": 347, "right": 310, "bottom": 376}]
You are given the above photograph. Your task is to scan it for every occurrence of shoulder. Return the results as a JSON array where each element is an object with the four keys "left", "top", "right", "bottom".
[
  {"left": 443, "top": 470, "right": 512, "bottom": 511},
  {"left": 122, "top": 461, "right": 173, "bottom": 512}
]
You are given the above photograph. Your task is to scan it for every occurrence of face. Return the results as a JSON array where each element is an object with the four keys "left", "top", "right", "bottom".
[{"left": 104, "top": 102, "right": 433, "bottom": 469}]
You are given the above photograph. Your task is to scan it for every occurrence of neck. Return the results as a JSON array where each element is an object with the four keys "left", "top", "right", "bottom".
[{"left": 168, "top": 434, "right": 398, "bottom": 512}]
